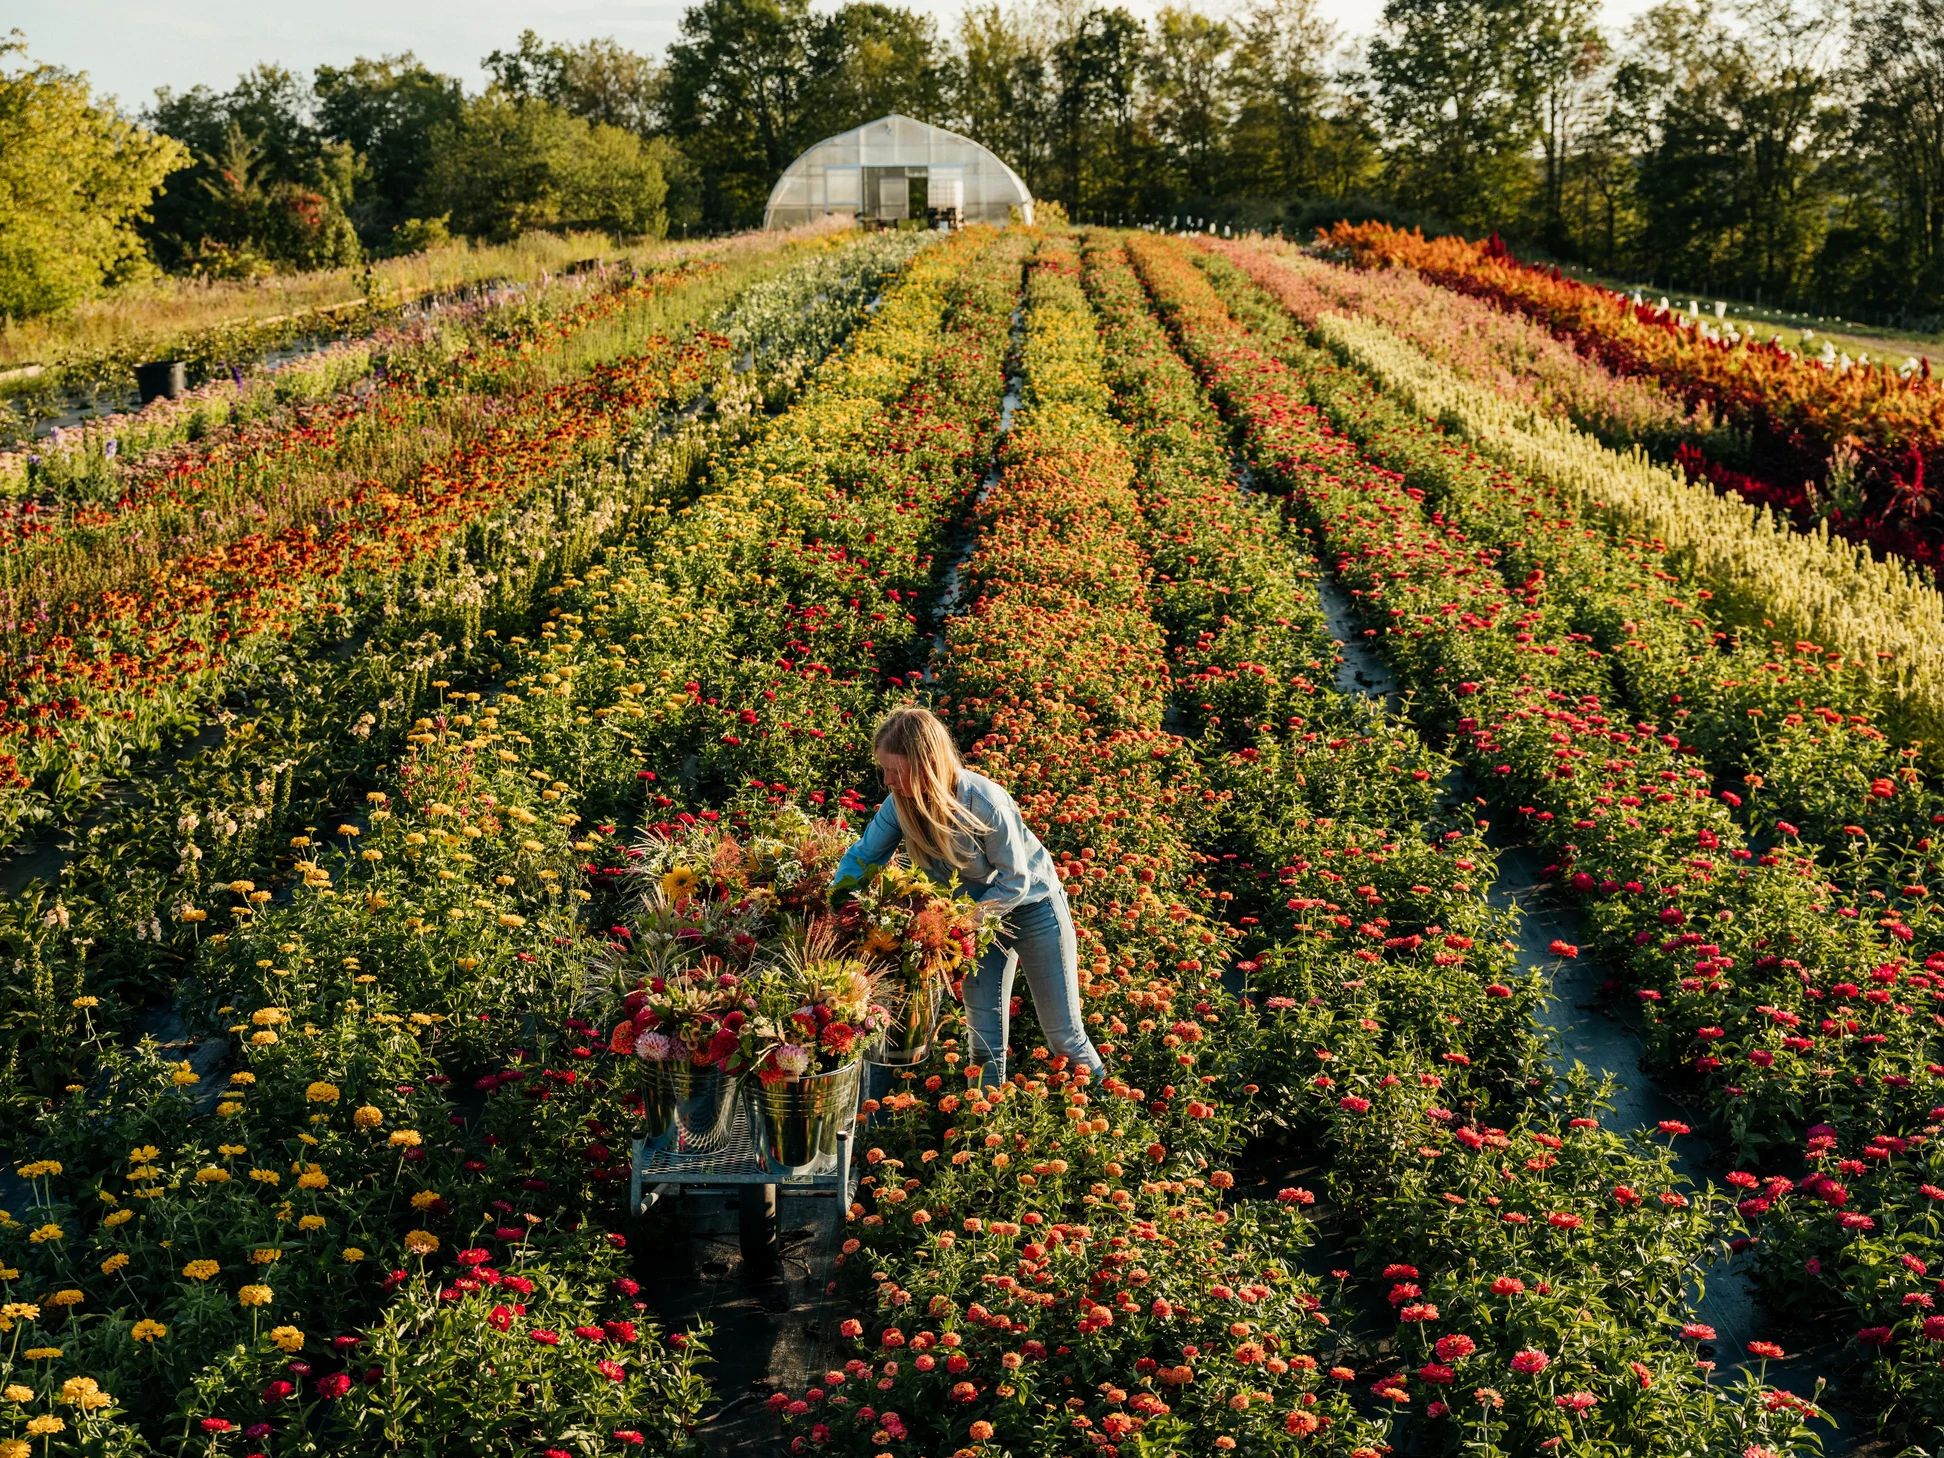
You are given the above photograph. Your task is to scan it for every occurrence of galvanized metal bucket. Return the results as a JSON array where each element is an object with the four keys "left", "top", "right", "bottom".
[
  {"left": 641, "top": 1061, "right": 738, "bottom": 1151},
  {"left": 748, "top": 1060, "right": 862, "bottom": 1174},
  {"left": 868, "top": 976, "right": 945, "bottom": 1067}
]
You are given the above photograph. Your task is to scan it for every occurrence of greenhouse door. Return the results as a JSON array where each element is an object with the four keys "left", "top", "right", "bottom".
[{"left": 870, "top": 173, "right": 905, "bottom": 221}]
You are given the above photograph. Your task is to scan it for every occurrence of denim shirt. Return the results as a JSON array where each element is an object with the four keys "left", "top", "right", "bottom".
[{"left": 832, "top": 769, "right": 1061, "bottom": 915}]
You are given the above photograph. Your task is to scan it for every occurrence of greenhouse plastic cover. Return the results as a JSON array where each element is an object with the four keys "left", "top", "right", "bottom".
[{"left": 763, "top": 114, "right": 1034, "bottom": 229}]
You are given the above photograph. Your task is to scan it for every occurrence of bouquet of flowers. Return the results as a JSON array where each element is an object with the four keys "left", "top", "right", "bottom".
[
  {"left": 734, "top": 944, "right": 883, "bottom": 1170},
  {"left": 734, "top": 948, "right": 881, "bottom": 1087},
  {"left": 605, "top": 951, "right": 747, "bottom": 1147},
  {"left": 608, "top": 953, "right": 744, "bottom": 1068},
  {"left": 630, "top": 804, "right": 853, "bottom": 916},
  {"left": 834, "top": 862, "right": 996, "bottom": 1062}
]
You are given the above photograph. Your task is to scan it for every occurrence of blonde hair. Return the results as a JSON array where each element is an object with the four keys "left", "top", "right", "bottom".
[{"left": 874, "top": 706, "right": 987, "bottom": 872}]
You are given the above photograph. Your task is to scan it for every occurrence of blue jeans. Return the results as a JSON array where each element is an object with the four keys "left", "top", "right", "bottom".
[{"left": 962, "top": 892, "right": 1105, "bottom": 1084}]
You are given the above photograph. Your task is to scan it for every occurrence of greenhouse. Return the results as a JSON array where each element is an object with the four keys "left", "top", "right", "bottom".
[{"left": 762, "top": 113, "right": 1034, "bottom": 229}]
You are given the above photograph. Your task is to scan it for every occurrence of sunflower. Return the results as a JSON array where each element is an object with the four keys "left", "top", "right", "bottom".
[{"left": 660, "top": 866, "right": 703, "bottom": 901}]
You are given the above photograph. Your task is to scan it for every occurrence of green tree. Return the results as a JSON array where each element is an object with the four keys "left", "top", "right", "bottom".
[
  {"left": 1528, "top": 0, "right": 1606, "bottom": 255},
  {"left": 1366, "top": 0, "right": 1550, "bottom": 231},
  {"left": 665, "top": 0, "right": 819, "bottom": 229},
  {"left": 1225, "top": 0, "right": 1337, "bottom": 201},
  {"left": 0, "top": 35, "right": 186, "bottom": 318},
  {"left": 805, "top": 4, "right": 948, "bottom": 138},
  {"left": 1834, "top": 0, "right": 1944, "bottom": 317},
  {"left": 1617, "top": 0, "right": 1843, "bottom": 300},
  {"left": 313, "top": 54, "right": 463, "bottom": 247},
  {"left": 146, "top": 64, "right": 362, "bottom": 272},
  {"left": 951, "top": 4, "right": 1057, "bottom": 196},
  {"left": 416, "top": 92, "right": 667, "bottom": 241},
  {"left": 1145, "top": 5, "right": 1233, "bottom": 204},
  {"left": 484, "top": 31, "right": 669, "bottom": 135},
  {"left": 1045, "top": 6, "right": 1151, "bottom": 218}
]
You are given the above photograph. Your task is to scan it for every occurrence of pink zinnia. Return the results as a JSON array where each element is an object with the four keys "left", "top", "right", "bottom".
[{"left": 1510, "top": 1349, "right": 1550, "bottom": 1375}]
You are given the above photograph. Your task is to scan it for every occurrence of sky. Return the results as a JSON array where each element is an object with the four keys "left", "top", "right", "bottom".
[{"left": 4, "top": 0, "right": 1668, "bottom": 114}]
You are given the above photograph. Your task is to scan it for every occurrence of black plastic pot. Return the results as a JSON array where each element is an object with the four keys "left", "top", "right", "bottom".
[{"left": 134, "top": 360, "right": 186, "bottom": 405}]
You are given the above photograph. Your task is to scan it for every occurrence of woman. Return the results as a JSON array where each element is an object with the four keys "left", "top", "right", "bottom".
[{"left": 833, "top": 705, "right": 1104, "bottom": 1085}]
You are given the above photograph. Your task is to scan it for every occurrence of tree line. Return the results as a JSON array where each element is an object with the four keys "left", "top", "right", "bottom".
[{"left": 1, "top": 0, "right": 1941, "bottom": 324}]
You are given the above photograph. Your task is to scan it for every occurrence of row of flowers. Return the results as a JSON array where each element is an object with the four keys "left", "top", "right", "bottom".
[
  {"left": 1210, "top": 235, "right": 1699, "bottom": 459},
  {"left": 0, "top": 229, "right": 927, "bottom": 850},
  {"left": 782, "top": 233, "right": 1392, "bottom": 1458},
  {"left": 0, "top": 263, "right": 717, "bottom": 842},
  {"left": 3, "top": 232, "right": 929, "bottom": 1111},
  {"left": 0, "top": 230, "right": 985, "bottom": 1449},
  {"left": 1138, "top": 233, "right": 1944, "bottom": 1437},
  {"left": 1117, "top": 231, "right": 1830, "bottom": 1453},
  {"left": 1280, "top": 266, "right": 1944, "bottom": 759},
  {"left": 1179, "top": 237, "right": 1944, "bottom": 1152},
  {"left": 1320, "top": 223, "right": 1944, "bottom": 563},
  {"left": 1197, "top": 243, "right": 1942, "bottom": 882}
]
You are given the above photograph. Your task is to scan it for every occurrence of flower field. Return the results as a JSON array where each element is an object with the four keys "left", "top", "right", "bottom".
[
  {"left": 1313, "top": 223, "right": 1944, "bottom": 573},
  {"left": 2, "top": 215, "right": 1940, "bottom": 1458}
]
